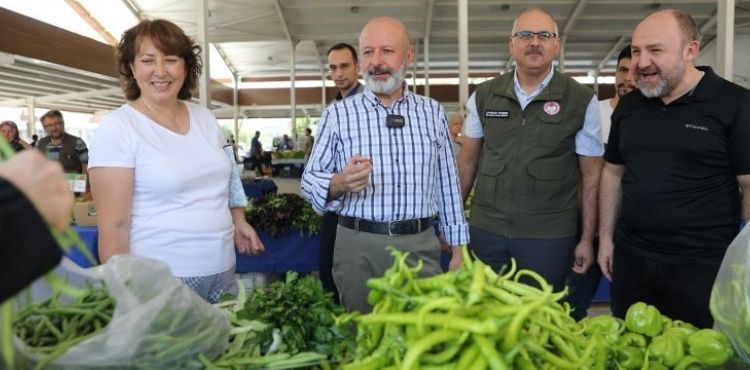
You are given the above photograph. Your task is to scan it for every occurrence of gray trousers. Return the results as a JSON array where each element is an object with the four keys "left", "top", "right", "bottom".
[{"left": 332, "top": 225, "right": 442, "bottom": 313}]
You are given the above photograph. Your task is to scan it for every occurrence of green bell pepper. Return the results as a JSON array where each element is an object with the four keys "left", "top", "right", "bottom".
[
  {"left": 620, "top": 332, "right": 647, "bottom": 348},
  {"left": 664, "top": 326, "right": 696, "bottom": 345},
  {"left": 674, "top": 355, "right": 703, "bottom": 370},
  {"left": 687, "top": 329, "right": 734, "bottom": 366},
  {"left": 616, "top": 346, "right": 644, "bottom": 369},
  {"left": 625, "top": 302, "right": 663, "bottom": 337},
  {"left": 648, "top": 333, "right": 684, "bottom": 367},
  {"left": 581, "top": 315, "right": 624, "bottom": 344}
]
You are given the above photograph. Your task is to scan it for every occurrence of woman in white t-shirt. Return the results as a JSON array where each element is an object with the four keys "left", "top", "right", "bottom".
[{"left": 88, "top": 19, "right": 264, "bottom": 303}]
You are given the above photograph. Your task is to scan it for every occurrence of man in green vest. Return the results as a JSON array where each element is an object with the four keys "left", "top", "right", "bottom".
[
  {"left": 457, "top": 7, "right": 604, "bottom": 292},
  {"left": 37, "top": 110, "right": 89, "bottom": 176}
]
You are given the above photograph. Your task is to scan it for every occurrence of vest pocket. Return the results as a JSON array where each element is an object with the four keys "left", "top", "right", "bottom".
[
  {"left": 474, "top": 160, "right": 507, "bottom": 208},
  {"left": 534, "top": 112, "right": 569, "bottom": 148},
  {"left": 526, "top": 162, "right": 573, "bottom": 207}
]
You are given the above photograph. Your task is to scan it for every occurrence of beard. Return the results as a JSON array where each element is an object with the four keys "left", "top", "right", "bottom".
[
  {"left": 636, "top": 61, "right": 684, "bottom": 98},
  {"left": 364, "top": 60, "right": 407, "bottom": 95}
]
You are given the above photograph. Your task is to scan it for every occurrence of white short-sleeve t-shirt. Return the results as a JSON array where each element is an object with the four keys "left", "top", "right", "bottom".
[{"left": 88, "top": 101, "right": 234, "bottom": 277}]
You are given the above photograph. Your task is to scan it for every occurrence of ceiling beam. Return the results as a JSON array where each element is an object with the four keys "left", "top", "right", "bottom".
[
  {"left": 274, "top": 0, "right": 294, "bottom": 43},
  {"left": 698, "top": 11, "right": 718, "bottom": 42},
  {"left": 0, "top": 8, "right": 117, "bottom": 78},
  {"left": 210, "top": 11, "right": 276, "bottom": 31},
  {"left": 0, "top": 87, "right": 123, "bottom": 107},
  {"left": 596, "top": 36, "right": 627, "bottom": 71},
  {"left": 424, "top": 0, "right": 436, "bottom": 38},
  {"left": 64, "top": 0, "right": 117, "bottom": 45},
  {"left": 214, "top": 44, "right": 239, "bottom": 76},
  {"left": 121, "top": 0, "right": 143, "bottom": 20},
  {"left": 562, "top": 0, "right": 589, "bottom": 38}
]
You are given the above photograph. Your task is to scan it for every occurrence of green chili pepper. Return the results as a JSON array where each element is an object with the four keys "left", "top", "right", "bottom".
[
  {"left": 648, "top": 333, "right": 684, "bottom": 367},
  {"left": 625, "top": 302, "right": 663, "bottom": 337},
  {"left": 687, "top": 329, "right": 734, "bottom": 366}
]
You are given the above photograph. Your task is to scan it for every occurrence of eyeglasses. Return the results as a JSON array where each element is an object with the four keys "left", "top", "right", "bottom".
[{"left": 512, "top": 31, "right": 557, "bottom": 41}]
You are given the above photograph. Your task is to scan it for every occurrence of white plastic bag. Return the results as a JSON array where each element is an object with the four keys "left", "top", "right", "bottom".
[
  {"left": 711, "top": 224, "right": 750, "bottom": 364},
  {"left": 14, "top": 255, "right": 230, "bottom": 369}
]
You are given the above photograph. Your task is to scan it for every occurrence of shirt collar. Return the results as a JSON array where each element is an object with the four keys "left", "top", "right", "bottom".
[
  {"left": 513, "top": 65, "right": 555, "bottom": 98},
  {"left": 335, "top": 82, "right": 362, "bottom": 101},
  {"left": 363, "top": 82, "right": 411, "bottom": 107}
]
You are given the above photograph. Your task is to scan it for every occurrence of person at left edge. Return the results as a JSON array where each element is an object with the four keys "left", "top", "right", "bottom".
[
  {"left": 89, "top": 19, "right": 264, "bottom": 303},
  {"left": 302, "top": 17, "right": 469, "bottom": 313},
  {"left": 0, "top": 150, "right": 71, "bottom": 303}
]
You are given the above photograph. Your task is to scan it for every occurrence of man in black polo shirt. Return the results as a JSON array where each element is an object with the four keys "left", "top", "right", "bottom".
[{"left": 599, "top": 9, "right": 750, "bottom": 328}]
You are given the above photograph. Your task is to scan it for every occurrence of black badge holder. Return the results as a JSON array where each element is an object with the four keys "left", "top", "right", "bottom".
[{"left": 386, "top": 114, "right": 405, "bottom": 128}]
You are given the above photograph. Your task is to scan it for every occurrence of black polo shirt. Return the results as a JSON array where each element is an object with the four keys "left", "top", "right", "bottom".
[{"left": 605, "top": 67, "right": 750, "bottom": 265}]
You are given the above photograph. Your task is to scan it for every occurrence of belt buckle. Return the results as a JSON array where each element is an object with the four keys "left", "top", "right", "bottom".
[
  {"left": 388, "top": 221, "right": 401, "bottom": 237},
  {"left": 388, "top": 220, "right": 418, "bottom": 236}
]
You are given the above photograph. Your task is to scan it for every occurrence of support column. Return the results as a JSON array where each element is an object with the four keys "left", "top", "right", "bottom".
[
  {"left": 457, "top": 0, "right": 469, "bottom": 115},
  {"left": 321, "top": 68, "right": 327, "bottom": 109},
  {"left": 233, "top": 73, "right": 239, "bottom": 144},
  {"left": 290, "top": 41, "right": 297, "bottom": 139},
  {"left": 26, "top": 97, "right": 36, "bottom": 139},
  {"left": 423, "top": 37, "right": 430, "bottom": 98},
  {"left": 197, "top": 0, "right": 211, "bottom": 107},
  {"left": 716, "top": 0, "right": 735, "bottom": 80}
]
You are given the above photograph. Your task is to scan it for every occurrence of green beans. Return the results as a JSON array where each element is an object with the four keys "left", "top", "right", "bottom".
[{"left": 12, "top": 287, "right": 114, "bottom": 369}]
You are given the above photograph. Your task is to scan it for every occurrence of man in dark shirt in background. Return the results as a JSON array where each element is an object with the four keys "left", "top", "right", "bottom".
[
  {"left": 317, "top": 42, "right": 365, "bottom": 304},
  {"left": 37, "top": 110, "right": 88, "bottom": 176}
]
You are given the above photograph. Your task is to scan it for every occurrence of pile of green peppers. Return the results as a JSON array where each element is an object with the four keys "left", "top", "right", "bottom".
[
  {"left": 338, "top": 246, "right": 736, "bottom": 370},
  {"left": 580, "top": 302, "right": 735, "bottom": 369}
]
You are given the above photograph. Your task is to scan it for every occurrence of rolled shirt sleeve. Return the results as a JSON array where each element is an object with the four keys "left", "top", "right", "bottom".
[
  {"left": 575, "top": 95, "right": 605, "bottom": 156},
  {"left": 301, "top": 109, "right": 343, "bottom": 214}
]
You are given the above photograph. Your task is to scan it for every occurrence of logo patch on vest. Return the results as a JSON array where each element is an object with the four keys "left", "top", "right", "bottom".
[
  {"left": 485, "top": 110, "right": 510, "bottom": 118},
  {"left": 543, "top": 101, "right": 561, "bottom": 116}
]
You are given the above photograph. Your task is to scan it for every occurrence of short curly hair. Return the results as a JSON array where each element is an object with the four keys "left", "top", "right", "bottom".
[{"left": 116, "top": 19, "right": 202, "bottom": 101}]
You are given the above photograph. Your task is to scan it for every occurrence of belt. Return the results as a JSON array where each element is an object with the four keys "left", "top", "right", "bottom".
[{"left": 338, "top": 216, "right": 433, "bottom": 236}]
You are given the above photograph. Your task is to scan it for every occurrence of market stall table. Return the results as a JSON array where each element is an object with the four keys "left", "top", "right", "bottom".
[
  {"left": 242, "top": 178, "right": 277, "bottom": 199},
  {"left": 235, "top": 231, "right": 320, "bottom": 273}
]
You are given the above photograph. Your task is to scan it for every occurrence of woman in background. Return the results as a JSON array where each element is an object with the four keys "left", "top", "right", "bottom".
[
  {"left": 1, "top": 120, "right": 32, "bottom": 152},
  {"left": 89, "top": 19, "right": 263, "bottom": 303}
]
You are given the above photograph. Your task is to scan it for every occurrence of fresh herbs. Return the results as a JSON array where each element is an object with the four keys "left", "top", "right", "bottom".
[
  {"left": 205, "top": 274, "right": 355, "bottom": 369},
  {"left": 245, "top": 194, "right": 320, "bottom": 237},
  {"left": 239, "top": 273, "right": 354, "bottom": 359}
]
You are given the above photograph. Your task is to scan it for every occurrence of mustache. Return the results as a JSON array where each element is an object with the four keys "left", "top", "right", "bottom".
[
  {"left": 637, "top": 66, "right": 659, "bottom": 75},
  {"left": 367, "top": 65, "right": 393, "bottom": 75},
  {"left": 524, "top": 46, "right": 543, "bottom": 56}
]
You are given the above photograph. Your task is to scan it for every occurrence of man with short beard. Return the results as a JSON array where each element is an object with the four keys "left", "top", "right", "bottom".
[
  {"left": 599, "top": 9, "right": 750, "bottom": 328},
  {"left": 302, "top": 17, "right": 468, "bottom": 313},
  {"left": 458, "top": 7, "right": 604, "bottom": 294},
  {"left": 599, "top": 45, "right": 635, "bottom": 146},
  {"left": 37, "top": 110, "right": 89, "bottom": 176}
]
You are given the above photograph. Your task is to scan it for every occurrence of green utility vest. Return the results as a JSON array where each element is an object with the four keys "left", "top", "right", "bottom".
[
  {"left": 470, "top": 70, "right": 593, "bottom": 238},
  {"left": 38, "top": 133, "right": 83, "bottom": 174}
]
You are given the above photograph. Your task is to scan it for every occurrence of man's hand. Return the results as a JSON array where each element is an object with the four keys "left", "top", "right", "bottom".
[
  {"left": 438, "top": 235, "right": 451, "bottom": 254},
  {"left": 448, "top": 245, "right": 464, "bottom": 271},
  {"left": 329, "top": 155, "right": 372, "bottom": 199},
  {"left": 234, "top": 220, "right": 265, "bottom": 255},
  {"left": 571, "top": 240, "right": 594, "bottom": 274},
  {"left": 0, "top": 150, "right": 72, "bottom": 230},
  {"left": 598, "top": 238, "right": 615, "bottom": 281}
]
